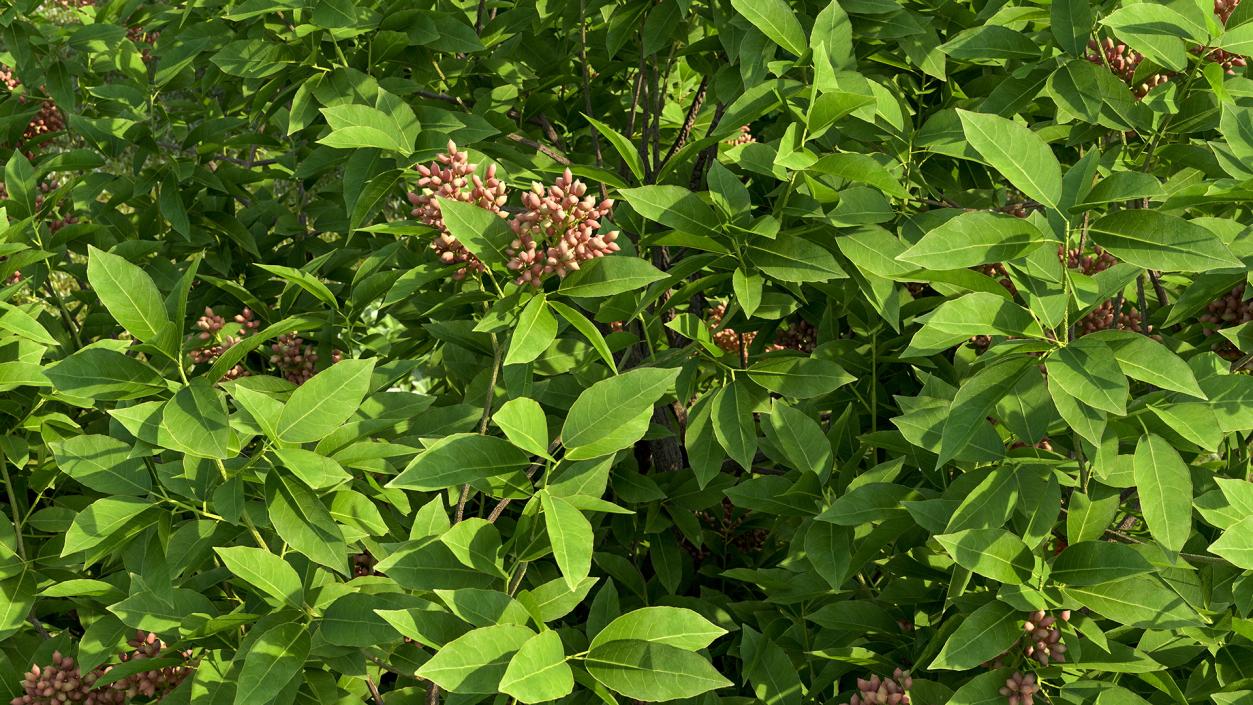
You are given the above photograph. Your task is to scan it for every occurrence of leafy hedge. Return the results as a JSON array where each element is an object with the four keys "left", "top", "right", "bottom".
[{"left": 2, "top": 0, "right": 1253, "bottom": 704}]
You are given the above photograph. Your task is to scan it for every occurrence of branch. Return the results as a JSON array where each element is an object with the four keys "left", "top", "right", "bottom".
[
  {"left": 506, "top": 133, "right": 572, "bottom": 165},
  {"left": 657, "top": 75, "right": 708, "bottom": 175}
]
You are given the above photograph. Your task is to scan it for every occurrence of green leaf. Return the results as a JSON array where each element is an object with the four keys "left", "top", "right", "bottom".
[
  {"left": 439, "top": 198, "right": 514, "bottom": 265},
  {"left": 905, "top": 292, "right": 1043, "bottom": 356},
  {"left": 733, "top": 268, "right": 763, "bottom": 318},
  {"left": 49, "top": 435, "right": 151, "bottom": 496},
  {"left": 233, "top": 622, "right": 309, "bottom": 705},
  {"left": 1133, "top": 433, "right": 1193, "bottom": 554},
  {"left": 0, "top": 303, "right": 58, "bottom": 346},
  {"left": 957, "top": 109, "right": 1062, "bottom": 210},
  {"left": 417, "top": 624, "right": 537, "bottom": 693},
  {"left": 730, "top": 0, "right": 808, "bottom": 57},
  {"left": 585, "top": 640, "right": 732, "bottom": 701},
  {"left": 62, "top": 497, "right": 152, "bottom": 556},
  {"left": 319, "top": 103, "right": 416, "bottom": 155},
  {"left": 930, "top": 600, "right": 1022, "bottom": 670},
  {"left": 807, "top": 153, "right": 909, "bottom": 198},
  {"left": 1045, "top": 342, "right": 1128, "bottom": 415},
  {"left": 276, "top": 358, "right": 376, "bottom": 443},
  {"left": 619, "top": 185, "right": 720, "bottom": 237},
  {"left": 388, "top": 433, "right": 530, "bottom": 491},
  {"left": 86, "top": 245, "right": 173, "bottom": 351},
  {"left": 558, "top": 257, "right": 667, "bottom": 298},
  {"left": 1210, "top": 516, "right": 1253, "bottom": 569},
  {"left": 541, "top": 491, "right": 594, "bottom": 589},
  {"left": 273, "top": 447, "right": 352, "bottom": 489},
  {"left": 493, "top": 397, "right": 551, "bottom": 459},
  {"left": 158, "top": 379, "right": 232, "bottom": 459},
  {"left": 940, "top": 26, "right": 1040, "bottom": 60},
  {"left": 45, "top": 348, "right": 167, "bottom": 401},
  {"left": 254, "top": 264, "right": 339, "bottom": 310},
  {"left": 711, "top": 380, "right": 758, "bottom": 470},
  {"left": 266, "top": 472, "right": 348, "bottom": 575},
  {"left": 764, "top": 401, "right": 832, "bottom": 475},
  {"left": 1051, "top": 0, "right": 1094, "bottom": 55},
  {"left": 897, "top": 212, "right": 1054, "bottom": 268},
  {"left": 1219, "top": 22, "right": 1253, "bottom": 55},
  {"left": 214, "top": 546, "right": 304, "bottom": 609},
  {"left": 749, "top": 234, "right": 846, "bottom": 283},
  {"left": 500, "top": 630, "right": 575, "bottom": 704},
  {"left": 1051, "top": 541, "right": 1155, "bottom": 586},
  {"left": 1061, "top": 575, "right": 1204, "bottom": 628},
  {"left": 1085, "top": 330, "right": 1205, "bottom": 398},
  {"left": 584, "top": 115, "right": 644, "bottom": 182},
  {"left": 562, "top": 367, "right": 679, "bottom": 459},
  {"left": 590, "top": 607, "right": 727, "bottom": 651},
  {"left": 506, "top": 296, "right": 558, "bottom": 366},
  {"left": 935, "top": 529, "right": 1034, "bottom": 584},
  {"left": 548, "top": 300, "right": 618, "bottom": 371},
  {"left": 939, "top": 358, "right": 1034, "bottom": 467},
  {"left": 1088, "top": 211, "right": 1242, "bottom": 272},
  {"left": 747, "top": 357, "right": 855, "bottom": 398}
]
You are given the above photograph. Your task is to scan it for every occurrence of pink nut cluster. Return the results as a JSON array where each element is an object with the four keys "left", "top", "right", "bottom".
[
  {"left": 506, "top": 168, "right": 620, "bottom": 287},
  {"left": 188, "top": 306, "right": 259, "bottom": 380},
  {"left": 1217, "top": 0, "right": 1241, "bottom": 23},
  {"left": 270, "top": 332, "right": 342, "bottom": 385},
  {"left": 838, "top": 669, "right": 912, "bottom": 705},
  {"left": 1085, "top": 39, "right": 1169, "bottom": 99},
  {"left": 12, "top": 633, "right": 192, "bottom": 705},
  {"left": 408, "top": 140, "right": 508, "bottom": 279},
  {"left": 999, "top": 672, "right": 1040, "bottom": 705},
  {"left": 1022, "top": 609, "right": 1068, "bottom": 666},
  {"left": 408, "top": 141, "right": 622, "bottom": 288}
]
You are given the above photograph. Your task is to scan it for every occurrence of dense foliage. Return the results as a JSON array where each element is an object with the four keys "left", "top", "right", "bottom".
[{"left": 2, "top": 0, "right": 1253, "bottom": 704}]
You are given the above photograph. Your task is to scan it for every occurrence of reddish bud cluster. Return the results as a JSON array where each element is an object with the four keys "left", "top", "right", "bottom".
[
  {"left": 1086, "top": 39, "right": 1170, "bottom": 98},
  {"left": 1201, "top": 283, "right": 1253, "bottom": 335},
  {"left": 126, "top": 26, "right": 159, "bottom": 63},
  {"left": 1200, "top": 283, "right": 1253, "bottom": 359},
  {"left": 999, "top": 672, "right": 1040, "bottom": 705},
  {"left": 1021, "top": 610, "right": 1068, "bottom": 665},
  {"left": 1077, "top": 299, "right": 1148, "bottom": 337},
  {"left": 724, "top": 125, "right": 756, "bottom": 146},
  {"left": 506, "top": 168, "right": 620, "bottom": 287},
  {"left": 838, "top": 669, "right": 912, "bottom": 705},
  {"left": 694, "top": 498, "right": 769, "bottom": 555},
  {"left": 1217, "top": 0, "right": 1241, "bottom": 23},
  {"left": 1060, "top": 245, "right": 1116, "bottom": 275},
  {"left": 408, "top": 140, "right": 508, "bottom": 279},
  {"left": 12, "top": 633, "right": 191, "bottom": 705},
  {"left": 352, "top": 551, "right": 377, "bottom": 577},
  {"left": 0, "top": 65, "right": 67, "bottom": 142},
  {"left": 187, "top": 306, "right": 258, "bottom": 380},
  {"left": 1009, "top": 437, "right": 1054, "bottom": 452},
  {"left": 707, "top": 303, "right": 816, "bottom": 355},
  {"left": 1196, "top": 46, "right": 1248, "bottom": 74},
  {"left": 408, "top": 141, "right": 622, "bottom": 287},
  {"left": 270, "top": 332, "right": 342, "bottom": 385},
  {"left": 0, "top": 180, "right": 78, "bottom": 232},
  {"left": 984, "top": 609, "right": 1070, "bottom": 670}
]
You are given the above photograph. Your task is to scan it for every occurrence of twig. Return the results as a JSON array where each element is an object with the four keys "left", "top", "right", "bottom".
[
  {"left": 458, "top": 332, "right": 503, "bottom": 523},
  {"left": 1148, "top": 270, "right": 1168, "bottom": 307},
  {"left": 366, "top": 674, "right": 385, "bottom": 705},
  {"left": 426, "top": 684, "right": 440, "bottom": 705},
  {"left": 657, "top": 75, "right": 708, "bottom": 174},
  {"left": 1136, "top": 274, "right": 1149, "bottom": 336},
  {"left": 474, "top": 0, "right": 487, "bottom": 34},
  {"left": 506, "top": 133, "right": 572, "bottom": 165},
  {"left": 689, "top": 102, "right": 726, "bottom": 191},
  {"left": 578, "top": 0, "right": 603, "bottom": 171},
  {"left": 28, "top": 614, "right": 52, "bottom": 639}
]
